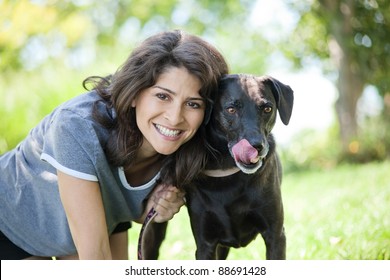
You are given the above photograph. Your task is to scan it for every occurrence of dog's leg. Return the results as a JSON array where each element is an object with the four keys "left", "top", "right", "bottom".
[
  {"left": 195, "top": 242, "right": 219, "bottom": 260},
  {"left": 186, "top": 197, "right": 225, "bottom": 260},
  {"left": 216, "top": 245, "right": 230, "bottom": 260},
  {"left": 142, "top": 221, "right": 168, "bottom": 260},
  {"left": 262, "top": 227, "right": 286, "bottom": 260}
]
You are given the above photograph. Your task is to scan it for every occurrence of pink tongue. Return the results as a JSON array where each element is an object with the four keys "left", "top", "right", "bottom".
[{"left": 231, "top": 139, "right": 259, "bottom": 164}]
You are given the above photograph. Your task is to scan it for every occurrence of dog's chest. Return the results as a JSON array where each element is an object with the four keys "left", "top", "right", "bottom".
[
  {"left": 224, "top": 196, "right": 268, "bottom": 246},
  {"left": 199, "top": 182, "right": 267, "bottom": 247}
]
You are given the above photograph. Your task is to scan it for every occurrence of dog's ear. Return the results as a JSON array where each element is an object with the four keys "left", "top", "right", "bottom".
[{"left": 262, "top": 76, "right": 294, "bottom": 125}]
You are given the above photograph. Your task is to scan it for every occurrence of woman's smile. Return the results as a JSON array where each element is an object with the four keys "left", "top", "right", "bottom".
[{"left": 154, "top": 124, "right": 183, "bottom": 139}]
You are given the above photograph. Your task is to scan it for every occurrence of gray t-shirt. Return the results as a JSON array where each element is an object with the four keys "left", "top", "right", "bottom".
[{"left": 0, "top": 91, "right": 159, "bottom": 257}]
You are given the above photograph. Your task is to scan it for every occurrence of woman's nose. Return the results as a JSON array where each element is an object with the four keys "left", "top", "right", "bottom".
[{"left": 164, "top": 104, "right": 184, "bottom": 125}]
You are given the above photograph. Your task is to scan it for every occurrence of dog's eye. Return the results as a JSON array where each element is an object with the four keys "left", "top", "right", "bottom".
[
  {"left": 263, "top": 106, "right": 272, "bottom": 113},
  {"left": 226, "top": 107, "right": 236, "bottom": 114}
]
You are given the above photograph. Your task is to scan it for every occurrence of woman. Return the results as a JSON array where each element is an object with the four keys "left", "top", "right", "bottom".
[{"left": 0, "top": 30, "right": 229, "bottom": 259}]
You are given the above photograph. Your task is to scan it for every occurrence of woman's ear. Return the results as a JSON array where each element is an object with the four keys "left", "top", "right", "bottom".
[{"left": 131, "top": 98, "right": 137, "bottom": 108}]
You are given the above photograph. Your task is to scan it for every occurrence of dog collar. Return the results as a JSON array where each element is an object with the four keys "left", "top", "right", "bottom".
[{"left": 203, "top": 167, "right": 241, "bottom": 177}]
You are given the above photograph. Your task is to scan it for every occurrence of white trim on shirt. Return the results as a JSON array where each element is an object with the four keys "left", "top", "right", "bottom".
[
  {"left": 118, "top": 167, "right": 160, "bottom": 191},
  {"left": 40, "top": 153, "right": 99, "bottom": 181}
]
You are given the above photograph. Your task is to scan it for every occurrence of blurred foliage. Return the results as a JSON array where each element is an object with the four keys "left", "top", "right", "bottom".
[
  {"left": 280, "top": 115, "right": 390, "bottom": 173},
  {"left": 340, "top": 115, "right": 390, "bottom": 163},
  {"left": 282, "top": 0, "right": 390, "bottom": 160},
  {"left": 0, "top": 0, "right": 269, "bottom": 73},
  {"left": 0, "top": 0, "right": 93, "bottom": 70},
  {"left": 279, "top": 126, "right": 341, "bottom": 173},
  {"left": 0, "top": 62, "right": 92, "bottom": 153},
  {"left": 284, "top": 0, "right": 390, "bottom": 95}
]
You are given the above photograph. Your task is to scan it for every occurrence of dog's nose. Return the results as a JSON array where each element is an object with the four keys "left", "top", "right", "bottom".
[{"left": 252, "top": 142, "right": 264, "bottom": 152}]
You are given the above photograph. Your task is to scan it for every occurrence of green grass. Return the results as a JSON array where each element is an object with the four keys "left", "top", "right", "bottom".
[{"left": 128, "top": 161, "right": 390, "bottom": 260}]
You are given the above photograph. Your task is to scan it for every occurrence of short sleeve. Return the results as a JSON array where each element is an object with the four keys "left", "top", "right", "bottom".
[{"left": 40, "top": 109, "right": 99, "bottom": 181}]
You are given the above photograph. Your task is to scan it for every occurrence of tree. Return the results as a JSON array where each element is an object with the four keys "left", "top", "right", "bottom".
[{"left": 284, "top": 0, "right": 390, "bottom": 154}]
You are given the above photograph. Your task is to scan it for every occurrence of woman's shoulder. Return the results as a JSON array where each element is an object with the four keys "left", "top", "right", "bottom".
[
  {"left": 49, "top": 91, "right": 112, "bottom": 124},
  {"left": 38, "top": 91, "right": 113, "bottom": 172},
  {"left": 57, "top": 91, "right": 103, "bottom": 117}
]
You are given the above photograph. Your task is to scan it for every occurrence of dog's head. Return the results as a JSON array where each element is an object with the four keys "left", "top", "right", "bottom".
[{"left": 211, "top": 74, "right": 294, "bottom": 174}]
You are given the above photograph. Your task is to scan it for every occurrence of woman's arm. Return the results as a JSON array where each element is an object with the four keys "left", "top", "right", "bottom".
[{"left": 57, "top": 170, "right": 112, "bottom": 260}]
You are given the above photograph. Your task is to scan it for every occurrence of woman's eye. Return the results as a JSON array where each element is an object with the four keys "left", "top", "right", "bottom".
[
  {"left": 156, "top": 93, "right": 169, "bottom": 101},
  {"left": 264, "top": 106, "right": 272, "bottom": 113},
  {"left": 186, "top": 101, "right": 201, "bottom": 109},
  {"left": 227, "top": 107, "right": 236, "bottom": 114}
]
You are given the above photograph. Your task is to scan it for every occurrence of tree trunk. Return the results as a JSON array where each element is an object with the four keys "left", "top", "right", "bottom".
[
  {"left": 383, "top": 93, "right": 390, "bottom": 120},
  {"left": 321, "top": 0, "right": 365, "bottom": 153},
  {"left": 335, "top": 54, "right": 364, "bottom": 152}
]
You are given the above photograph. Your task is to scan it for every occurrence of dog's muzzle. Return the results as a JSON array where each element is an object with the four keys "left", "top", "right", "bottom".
[{"left": 231, "top": 139, "right": 268, "bottom": 174}]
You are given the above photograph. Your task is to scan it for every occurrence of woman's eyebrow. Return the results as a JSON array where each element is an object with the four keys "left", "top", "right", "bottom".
[
  {"left": 153, "top": 85, "right": 176, "bottom": 95},
  {"left": 153, "top": 85, "right": 204, "bottom": 101},
  {"left": 188, "top": 97, "right": 205, "bottom": 101}
]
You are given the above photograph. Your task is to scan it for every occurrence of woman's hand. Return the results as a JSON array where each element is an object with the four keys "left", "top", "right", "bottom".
[{"left": 142, "top": 184, "right": 186, "bottom": 223}]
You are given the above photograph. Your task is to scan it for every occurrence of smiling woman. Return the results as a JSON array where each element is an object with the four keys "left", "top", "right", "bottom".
[{"left": 0, "top": 30, "right": 229, "bottom": 260}]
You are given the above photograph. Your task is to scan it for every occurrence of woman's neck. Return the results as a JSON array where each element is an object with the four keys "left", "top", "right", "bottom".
[{"left": 124, "top": 152, "right": 164, "bottom": 187}]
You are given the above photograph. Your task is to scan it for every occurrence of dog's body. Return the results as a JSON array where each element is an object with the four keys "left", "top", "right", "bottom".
[
  {"left": 184, "top": 74, "right": 293, "bottom": 259},
  {"left": 142, "top": 74, "right": 293, "bottom": 260}
]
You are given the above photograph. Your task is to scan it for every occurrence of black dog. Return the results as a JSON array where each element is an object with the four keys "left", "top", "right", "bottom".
[
  {"left": 141, "top": 74, "right": 293, "bottom": 260},
  {"left": 183, "top": 74, "right": 293, "bottom": 260}
]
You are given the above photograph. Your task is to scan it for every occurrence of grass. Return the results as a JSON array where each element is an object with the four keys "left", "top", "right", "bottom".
[{"left": 128, "top": 161, "right": 390, "bottom": 260}]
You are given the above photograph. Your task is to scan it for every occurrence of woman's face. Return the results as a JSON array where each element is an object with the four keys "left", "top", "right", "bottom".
[{"left": 132, "top": 67, "right": 205, "bottom": 157}]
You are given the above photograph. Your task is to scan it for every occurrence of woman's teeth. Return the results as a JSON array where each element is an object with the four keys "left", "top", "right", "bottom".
[{"left": 155, "top": 124, "right": 181, "bottom": 137}]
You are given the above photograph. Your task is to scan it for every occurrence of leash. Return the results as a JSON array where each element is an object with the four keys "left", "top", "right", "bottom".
[{"left": 137, "top": 207, "right": 158, "bottom": 260}]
